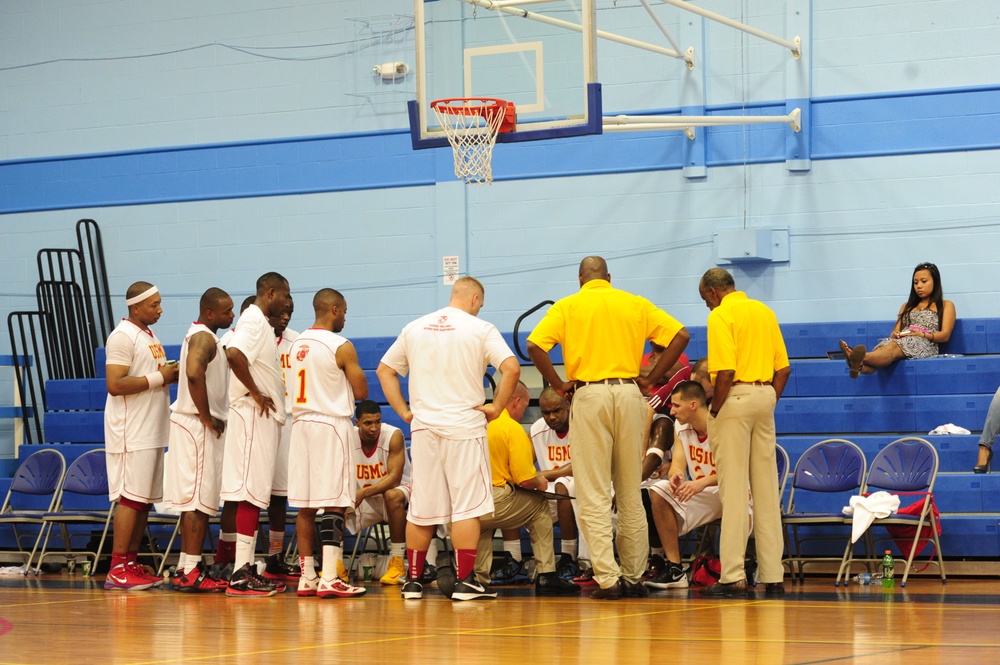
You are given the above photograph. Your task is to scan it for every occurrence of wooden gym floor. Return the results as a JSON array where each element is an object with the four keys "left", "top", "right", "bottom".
[{"left": 1, "top": 575, "right": 999, "bottom": 665}]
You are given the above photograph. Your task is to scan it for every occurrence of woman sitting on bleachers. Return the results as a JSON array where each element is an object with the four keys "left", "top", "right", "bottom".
[{"left": 839, "top": 261, "right": 956, "bottom": 378}]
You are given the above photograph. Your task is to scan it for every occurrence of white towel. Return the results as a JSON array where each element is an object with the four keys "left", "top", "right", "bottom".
[
  {"left": 928, "top": 423, "right": 971, "bottom": 435},
  {"left": 842, "top": 491, "right": 901, "bottom": 543}
]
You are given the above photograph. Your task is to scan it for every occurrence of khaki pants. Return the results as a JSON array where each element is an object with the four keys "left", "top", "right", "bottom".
[
  {"left": 475, "top": 484, "right": 556, "bottom": 585},
  {"left": 569, "top": 382, "right": 648, "bottom": 589},
  {"left": 708, "top": 383, "right": 784, "bottom": 584}
]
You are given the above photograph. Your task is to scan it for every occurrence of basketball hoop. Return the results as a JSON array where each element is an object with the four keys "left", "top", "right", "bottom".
[{"left": 431, "top": 98, "right": 516, "bottom": 185}]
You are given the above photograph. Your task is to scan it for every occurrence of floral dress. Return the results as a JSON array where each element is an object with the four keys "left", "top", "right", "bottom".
[{"left": 873, "top": 308, "right": 940, "bottom": 359}]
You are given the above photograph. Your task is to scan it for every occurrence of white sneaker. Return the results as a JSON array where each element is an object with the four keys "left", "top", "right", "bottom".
[
  {"left": 297, "top": 575, "right": 318, "bottom": 597},
  {"left": 317, "top": 578, "right": 367, "bottom": 599}
]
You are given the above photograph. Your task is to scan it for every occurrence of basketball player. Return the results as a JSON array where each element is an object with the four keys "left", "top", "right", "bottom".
[
  {"left": 221, "top": 272, "right": 290, "bottom": 597},
  {"left": 211, "top": 295, "right": 254, "bottom": 580},
  {"left": 348, "top": 400, "right": 410, "bottom": 585},
  {"left": 529, "top": 387, "right": 584, "bottom": 577},
  {"left": 166, "top": 288, "right": 235, "bottom": 592},
  {"left": 644, "top": 381, "right": 721, "bottom": 590},
  {"left": 262, "top": 298, "right": 301, "bottom": 583},
  {"left": 103, "top": 281, "right": 180, "bottom": 591},
  {"left": 377, "top": 276, "right": 520, "bottom": 601},
  {"left": 289, "top": 288, "right": 369, "bottom": 599}
]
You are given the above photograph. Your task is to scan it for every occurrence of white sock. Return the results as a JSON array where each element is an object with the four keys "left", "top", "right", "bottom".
[
  {"left": 300, "top": 555, "right": 317, "bottom": 579},
  {"left": 390, "top": 542, "right": 405, "bottom": 559},
  {"left": 321, "top": 544, "right": 343, "bottom": 583},
  {"left": 182, "top": 552, "right": 200, "bottom": 575},
  {"left": 235, "top": 533, "right": 256, "bottom": 571},
  {"left": 561, "top": 539, "right": 577, "bottom": 558},
  {"left": 503, "top": 539, "right": 522, "bottom": 562},
  {"left": 427, "top": 537, "right": 440, "bottom": 566}
]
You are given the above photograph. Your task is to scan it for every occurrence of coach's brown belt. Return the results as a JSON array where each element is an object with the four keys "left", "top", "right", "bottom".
[
  {"left": 733, "top": 380, "right": 771, "bottom": 386},
  {"left": 577, "top": 378, "right": 637, "bottom": 386}
]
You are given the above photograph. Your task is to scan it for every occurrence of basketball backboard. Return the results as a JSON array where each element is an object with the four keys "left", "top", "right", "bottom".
[{"left": 409, "top": 0, "right": 602, "bottom": 149}]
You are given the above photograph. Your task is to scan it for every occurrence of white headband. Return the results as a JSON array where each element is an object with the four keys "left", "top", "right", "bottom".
[{"left": 126, "top": 286, "right": 159, "bottom": 306}]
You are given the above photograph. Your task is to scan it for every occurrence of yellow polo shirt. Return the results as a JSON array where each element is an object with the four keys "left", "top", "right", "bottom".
[
  {"left": 487, "top": 409, "right": 537, "bottom": 487},
  {"left": 527, "top": 280, "right": 685, "bottom": 382},
  {"left": 705, "top": 291, "right": 790, "bottom": 382}
]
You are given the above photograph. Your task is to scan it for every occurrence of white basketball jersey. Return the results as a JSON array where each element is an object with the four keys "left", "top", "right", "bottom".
[
  {"left": 171, "top": 322, "right": 229, "bottom": 420},
  {"left": 677, "top": 421, "right": 716, "bottom": 481},
  {"left": 226, "top": 304, "right": 287, "bottom": 424},
  {"left": 352, "top": 423, "right": 411, "bottom": 488},
  {"left": 289, "top": 328, "right": 356, "bottom": 420},
  {"left": 529, "top": 418, "right": 571, "bottom": 472},
  {"left": 276, "top": 328, "right": 299, "bottom": 413},
  {"left": 104, "top": 319, "right": 170, "bottom": 452}
]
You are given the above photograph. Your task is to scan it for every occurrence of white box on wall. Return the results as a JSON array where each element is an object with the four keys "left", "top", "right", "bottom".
[{"left": 715, "top": 228, "right": 789, "bottom": 264}]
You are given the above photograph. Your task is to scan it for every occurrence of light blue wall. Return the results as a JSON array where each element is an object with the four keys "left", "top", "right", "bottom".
[{"left": 1, "top": 0, "right": 999, "bottom": 353}]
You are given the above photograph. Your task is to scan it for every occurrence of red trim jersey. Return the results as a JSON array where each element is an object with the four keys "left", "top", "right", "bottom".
[
  {"left": 104, "top": 319, "right": 169, "bottom": 452},
  {"left": 529, "top": 418, "right": 571, "bottom": 473},
  {"left": 171, "top": 322, "right": 229, "bottom": 421},
  {"left": 677, "top": 420, "right": 716, "bottom": 481},
  {"left": 226, "top": 304, "right": 287, "bottom": 424},
  {"left": 289, "top": 328, "right": 356, "bottom": 420},
  {"left": 352, "top": 423, "right": 410, "bottom": 489},
  {"left": 276, "top": 328, "right": 300, "bottom": 413}
]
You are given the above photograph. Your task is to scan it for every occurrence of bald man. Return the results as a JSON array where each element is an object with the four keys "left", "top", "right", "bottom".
[
  {"left": 104, "top": 281, "right": 180, "bottom": 591},
  {"left": 166, "top": 287, "right": 235, "bottom": 592},
  {"left": 698, "top": 267, "right": 790, "bottom": 597},
  {"left": 377, "top": 276, "right": 521, "bottom": 601},
  {"left": 528, "top": 256, "right": 689, "bottom": 600}
]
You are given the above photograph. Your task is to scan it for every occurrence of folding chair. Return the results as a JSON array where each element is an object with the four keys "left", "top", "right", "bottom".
[
  {"left": 0, "top": 449, "right": 66, "bottom": 567},
  {"left": 35, "top": 449, "right": 114, "bottom": 573},
  {"left": 781, "top": 439, "right": 866, "bottom": 584},
  {"left": 836, "top": 437, "right": 945, "bottom": 587}
]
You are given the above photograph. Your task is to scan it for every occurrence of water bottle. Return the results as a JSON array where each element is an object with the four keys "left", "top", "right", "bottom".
[
  {"left": 881, "top": 550, "right": 895, "bottom": 588},
  {"left": 852, "top": 572, "right": 882, "bottom": 585}
]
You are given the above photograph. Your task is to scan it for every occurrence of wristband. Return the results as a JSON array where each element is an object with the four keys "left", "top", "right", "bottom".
[
  {"left": 145, "top": 371, "right": 164, "bottom": 389},
  {"left": 645, "top": 447, "right": 665, "bottom": 460}
]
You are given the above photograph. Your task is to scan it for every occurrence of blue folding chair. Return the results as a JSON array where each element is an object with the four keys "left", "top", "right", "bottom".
[
  {"left": 836, "top": 437, "right": 945, "bottom": 587},
  {"left": 781, "top": 439, "right": 866, "bottom": 584},
  {"left": 0, "top": 449, "right": 66, "bottom": 567},
  {"left": 35, "top": 449, "right": 114, "bottom": 573}
]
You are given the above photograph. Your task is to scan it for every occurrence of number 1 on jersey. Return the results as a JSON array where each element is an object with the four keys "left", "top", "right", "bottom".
[{"left": 296, "top": 368, "right": 308, "bottom": 404}]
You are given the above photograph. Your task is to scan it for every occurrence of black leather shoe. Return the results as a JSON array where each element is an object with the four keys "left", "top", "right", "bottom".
[
  {"left": 974, "top": 445, "right": 994, "bottom": 474},
  {"left": 535, "top": 572, "right": 581, "bottom": 595},
  {"left": 622, "top": 579, "right": 649, "bottom": 598},
  {"left": 590, "top": 579, "right": 623, "bottom": 600},
  {"left": 700, "top": 580, "right": 748, "bottom": 597},
  {"left": 764, "top": 583, "right": 785, "bottom": 596}
]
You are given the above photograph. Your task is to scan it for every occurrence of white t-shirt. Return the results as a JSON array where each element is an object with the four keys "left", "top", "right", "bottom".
[
  {"left": 276, "top": 328, "right": 299, "bottom": 413},
  {"left": 171, "top": 322, "right": 229, "bottom": 420},
  {"left": 226, "top": 304, "right": 287, "bottom": 424},
  {"left": 289, "top": 328, "right": 356, "bottom": 420},
  {"left": 677, "top": 420, "right": 717, "bottom": 481},
  {"left": 529, "top": 418, "right": 571, "bottom": 473},
  {"left": 104, "top": 319, "right": 170, "bottom": 452},
  {"left": 380, "top": 306, "right": 515, "bottom": 440},
  {"left": 352, "top": 423, "right": 411, "bottom": 489}
]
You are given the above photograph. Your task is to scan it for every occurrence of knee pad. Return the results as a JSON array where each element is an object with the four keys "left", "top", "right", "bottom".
[{"left": 320, "top": 513, "right": 345, "bottom": 547}]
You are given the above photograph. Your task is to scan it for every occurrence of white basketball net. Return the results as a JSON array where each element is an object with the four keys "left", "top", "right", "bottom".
[{"left": 432, "top": 99, "right": 507, "bottom": 185}]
